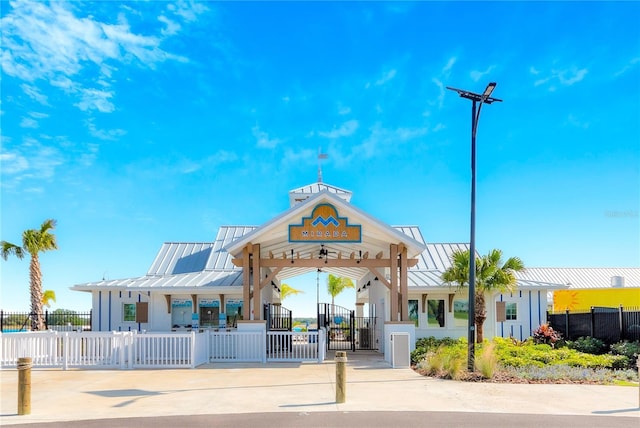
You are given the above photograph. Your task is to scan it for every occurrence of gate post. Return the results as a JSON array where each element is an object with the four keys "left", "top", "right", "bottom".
[{"left": 619, "top": 305, "right": 624, "bottom": 341}]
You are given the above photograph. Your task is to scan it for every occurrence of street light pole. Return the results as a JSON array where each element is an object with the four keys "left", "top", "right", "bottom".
[{"left": 446, "top": 82, "right": 502, "bottom": 371}]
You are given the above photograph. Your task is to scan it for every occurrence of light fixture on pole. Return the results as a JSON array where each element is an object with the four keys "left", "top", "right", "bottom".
[{"left": 446, "top": 82, "right": 502, "bottom": 371}]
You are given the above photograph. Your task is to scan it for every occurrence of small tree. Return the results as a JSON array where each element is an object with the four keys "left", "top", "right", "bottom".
[
  {"left": 280, "top": 283, "right": 303, "bottom": 300},
  {"left": 326, "top": 274, "right": 354, "bottom": 306},
  {"left": 42, "top": 290, "right": 57, "bottom": 308},
  {"left": 1, "top": 219, "right": 58, "bottom": 330},
  {"left": 442, "top": 248, "right": 524, "bottom": 343}
]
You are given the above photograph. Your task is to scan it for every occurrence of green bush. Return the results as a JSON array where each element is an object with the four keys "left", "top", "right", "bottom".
[
  {"left": 609, "top": 340, "right": 640, "bottom": 369},
  {"left": 411, "top": 336, "right": 461, "bottom": 364},
  {"left": 566, "top": 337, "right": 608, "bottom": 355},
  {"left": 416, "top": 344, "right": 466, "bottom": 380}
]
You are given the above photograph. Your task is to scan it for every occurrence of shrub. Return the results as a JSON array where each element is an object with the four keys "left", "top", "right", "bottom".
[
  {"left": 415, "top": 344, "right": 466, "bottom": 380},
  {"left": 412, "top": 336, "right": 461, "bottom": 364},
  {"left": 566, "top": 337, "right": 607, "bottom": 355},
  {"left": 475, "top": 342, "right": 497, "bottom": 379},
  {"left": 609, "top": 340, "right": 640, "bottom": 369},
  {"left": 532, "top": 323, "right": 562, "bottom": 347}
]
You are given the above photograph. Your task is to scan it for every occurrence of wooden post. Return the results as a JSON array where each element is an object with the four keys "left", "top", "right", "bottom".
[
  {"left": 17, "top": 357, "right": 32, "bottom": 415},
  {"left": 335, "top": 351, "right": 347, "bottom": 403}
]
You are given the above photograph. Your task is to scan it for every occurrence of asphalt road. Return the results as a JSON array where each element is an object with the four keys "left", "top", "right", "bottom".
[{"left": 3, "top": 411, "right": 639, "bottom": 428}]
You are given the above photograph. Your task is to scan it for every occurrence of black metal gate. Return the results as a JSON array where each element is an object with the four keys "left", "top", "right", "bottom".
[{"left": 318, "top": 303, "right": 376, "bottom": 351}]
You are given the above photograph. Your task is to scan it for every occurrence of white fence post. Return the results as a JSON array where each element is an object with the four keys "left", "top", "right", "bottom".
[{"left": 62, "top": 332, "right": 69, "bottom": 371}]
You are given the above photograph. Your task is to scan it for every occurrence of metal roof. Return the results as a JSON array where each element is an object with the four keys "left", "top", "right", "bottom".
[
  {"left": 288, "top": 182, "right": 352, "bottom": 206},
  {"left": 223, "top": 190, "right": 427, "bottom": 282},
  {"left": 147, "top": 242, "right": 214, "bottom": 276},
  {"left": 71, "top": 270, "right": 243, "bottom": 292},
  {"left": 516, "top": 268, "right": 640, "bottom": 289}
]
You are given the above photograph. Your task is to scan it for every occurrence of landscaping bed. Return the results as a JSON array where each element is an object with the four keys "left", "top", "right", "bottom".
[{"left": 411, "top": 331, "right": 640, "bottom": 385}]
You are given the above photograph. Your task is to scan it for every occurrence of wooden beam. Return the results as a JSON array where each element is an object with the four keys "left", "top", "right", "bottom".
[
  {"left": 400, "top": 245, "right": 408, "bottom": 321},
  {"left": 260, "top": 267, "right": 283, "bottom": 289},
  {"left": 252, "top": 243, "right": 261, "bottom": 320},
  {"left": 368, "top": 268, "right": 391, "bottom": 290},
  {"left": 390, "top": 243, "right": 398, "bottom": 322},
  {"left": 165, "top": 295, "right": 172, "bottom": 314},
  {"left": 242, "top": 245, "right": 250, "bottom": 319},
  {"left": 257, "top": 257, "right": 417, "bottom": 268}
]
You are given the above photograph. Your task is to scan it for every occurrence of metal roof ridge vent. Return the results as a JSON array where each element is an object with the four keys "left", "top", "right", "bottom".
[{"left": 611, "top": 275, "right": 625, "bottom": 287}]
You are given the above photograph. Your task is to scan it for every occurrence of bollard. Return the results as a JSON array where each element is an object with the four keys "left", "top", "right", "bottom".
[
  {"left": 335, "top": 351, "right": 347, "bottom": 403},
  {"left": 17, "top": 357, "right": 32, "bottom": 416}
]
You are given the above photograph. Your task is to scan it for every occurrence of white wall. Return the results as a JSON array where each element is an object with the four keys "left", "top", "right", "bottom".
[{"left": 492, "top": 289, "right": 548, "bottom": 341}]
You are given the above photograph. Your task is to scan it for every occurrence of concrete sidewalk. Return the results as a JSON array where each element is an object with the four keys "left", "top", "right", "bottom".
[{"left": 1, "top": 352, "right": 638, "bottom": 426}]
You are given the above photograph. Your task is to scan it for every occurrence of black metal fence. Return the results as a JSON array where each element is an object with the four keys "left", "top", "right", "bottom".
[
  {"left": 1, "top": 310, "right": 92, "bottom": 332},
  {"left": 264, "top": 304, "right": 292, "bottom": 331},
  {"left": 547, "top": 306, "right": 640, "bottom": 344}
]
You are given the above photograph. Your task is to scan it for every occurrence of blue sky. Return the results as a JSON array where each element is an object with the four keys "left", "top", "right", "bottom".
[{"left": 1, "top": 1, "right": 638, "bottom": 317}]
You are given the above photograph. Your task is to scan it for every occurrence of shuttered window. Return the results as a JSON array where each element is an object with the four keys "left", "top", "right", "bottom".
[
  {"left": 496, "top": 301, "right": 506, "bottom": 322},
  {"left": 136, "top": 302, "right": 149, "bottom": 323}
]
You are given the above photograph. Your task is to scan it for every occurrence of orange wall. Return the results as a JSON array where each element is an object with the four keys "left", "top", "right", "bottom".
[{"left": 553, "top": 288, "right": 640, "bottom": 312}]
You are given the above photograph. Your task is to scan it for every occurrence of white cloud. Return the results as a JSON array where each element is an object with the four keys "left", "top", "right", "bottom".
[
  {"left": 351, "top": 123, "right": 428, "bottom": 160},
  {"left": 319, "top": 120, "right": 359, "bottom": 139},
  {"left": 167, "top": 0, "right": 209, "bottom": 23},
  {"left": 338, "top": 105, "right": 351, "bottom": 115},
  {"left": 566, "top": 114, "right": 589, "bottom": 129},
  {"left": 529, "top": 66, "right": 540, "bottom": 75},
  {"left": 558, "top": 68, "right": 588, "bottom": 85},
  {"left": 86, "top": 118, "right": 126, "bottom": 140},
  {"left": 375, "top": 69, "right": 397, "bottom": 86},
  {"left": 442, "top": 57, "right": 456, "bottom": 76},
  {"left": 0, "top": 138, "right": 64, "bottom": 188},
  {"left": 252, "top": 125, "right": 282, "bottom": 149},
  {"left": 20, "top": 117, "right": 38, "bottom": 128},
  {"left": 1, "top": 1, "right": 196, "bottom": 113},
  {"left": 29, "top": 111, "right": 49, "bottom": 119},
  {"left": 614, "top": 57, "right": 640, "bottom": 77},
  {"left": 75, "top": 88, "right": 115, "bottom": 113},
  {"left": 432, "top": 123, "right": 446, "bottom": 132},
  {"left": 158, "top": 15, "right": 181, "bottom": 36},
  {"left": 432, "top": 77, "right": 446, "bottom": 109},
  {"left": 470, "top": 65, "right": 496, "bottom": 82},
  {"left": 0, "top": 152, "right": 29, "bottom": 175},
  {"left": 20, "top": 84, "right": 49, "bottom": 105},
  {"left": 532, "top": 66, "right": 588, "bottom": 89}
]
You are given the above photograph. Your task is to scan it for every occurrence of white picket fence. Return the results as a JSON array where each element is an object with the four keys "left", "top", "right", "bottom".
[{"left": 0, "top": 329, "right": 325, "bottom": 369}]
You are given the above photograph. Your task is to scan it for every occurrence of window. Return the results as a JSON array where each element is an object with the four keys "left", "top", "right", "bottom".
[
  {"left": 408, "top": 300, "right": 419, "bottom": 327},
  {"left": 171, "top": 299, "right": 193, "bottom": 328},
  {"left": 506, "top": 302, "right": 517, "bottom": 321},
  {"left": 427, "top": 299, "right": 445, "bottom": 327},
  {"left": 123, "top": 303, "right": 136, "bottom": 322},
  {"left": 453, "top": 299, "right": 468, "bottom": 327}
]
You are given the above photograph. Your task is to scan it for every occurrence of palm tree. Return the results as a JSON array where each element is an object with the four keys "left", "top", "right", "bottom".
[
  {"left": 1, "top": 219, "right": 58, "bottom": 330},
  {"left": 442, "top": 248, "right": 524, "bottom": 343},
  {"left": 42, "top": 290, "right": 57, "bottom": 308},
  {"left": 280, "top": 283, "right": 303, "bottom": 300},
  {"left": 326, "top": 274, "right": 354, "bottom": 306}
]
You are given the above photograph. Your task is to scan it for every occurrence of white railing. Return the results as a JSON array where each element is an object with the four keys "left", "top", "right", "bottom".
[
  {"left": 209, "top": 331, "right": 265, "bottom": 362},
  {"left": 267, "top": 331, "right": 324, "bottom": 362},
  {"left": 62, "top": 332, "right": 128, "bottom": 369},
  {"left": 1, "top": 329, "right": 326, "bottom": 369}
]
